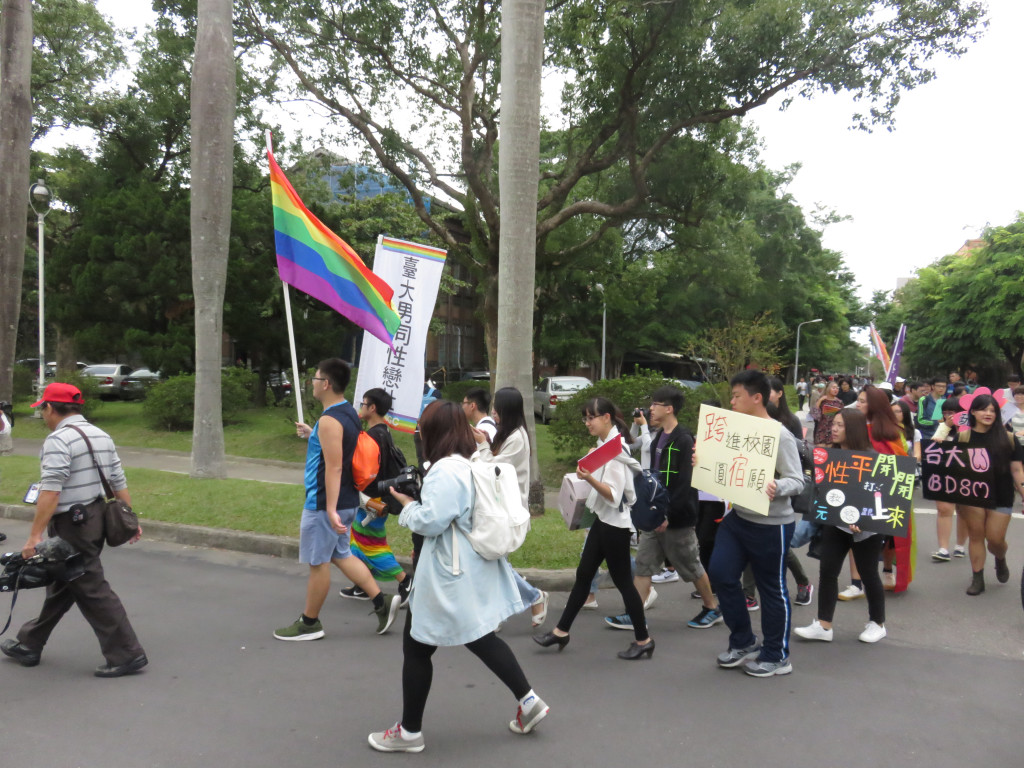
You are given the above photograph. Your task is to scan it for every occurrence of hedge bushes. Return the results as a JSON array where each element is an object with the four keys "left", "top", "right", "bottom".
[
  {"left": 547, "top": 373, "right": 729, "bottom": 458},
  {"left": 143, "top": 368, "right": 259, "bottom": 430}
]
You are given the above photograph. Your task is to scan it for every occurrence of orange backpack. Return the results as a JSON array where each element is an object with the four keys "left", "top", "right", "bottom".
[{"left": 351, "top": 430, "right": 381, "bottom": 491}]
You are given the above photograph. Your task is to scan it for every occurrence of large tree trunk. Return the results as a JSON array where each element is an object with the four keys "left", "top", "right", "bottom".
[
  {"left": 190, "top": 0, "right": 236, "bottom": 478},
  {"left": 497, "top": 0, "right": 545, "bottom": 512},
  {"left": 0, "top": 0, "right": 33, "bottom": 402}
]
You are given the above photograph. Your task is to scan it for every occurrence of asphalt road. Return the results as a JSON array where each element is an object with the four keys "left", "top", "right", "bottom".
[{"left": 1, "top": 516, "right": 1022, "bottom": 768}]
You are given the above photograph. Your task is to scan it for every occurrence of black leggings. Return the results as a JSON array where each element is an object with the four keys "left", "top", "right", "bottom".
[
  {"left": 557, "top": 518, "right": 649, "bottom": 642},
  {"left": 401, "top": 610, "right": 530, "bottom": 732},
  {"left": 816, "top": 526, "right": 886, "bottom": 625}
]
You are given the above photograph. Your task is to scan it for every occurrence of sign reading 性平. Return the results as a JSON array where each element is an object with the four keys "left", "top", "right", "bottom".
[
  {"left": 806, "top": 448, "right": 915, "bottom": 538},
  {"left": 920, "top": 440, "right": 995, "bottom": 506}
]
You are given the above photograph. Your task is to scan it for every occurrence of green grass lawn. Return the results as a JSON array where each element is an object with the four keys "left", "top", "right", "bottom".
[
  {"left": 0, "top": 454, "right": 587, "bottom": 569},
  {"left": 8, "top": 399, "right": 579, "bottom": 488}
]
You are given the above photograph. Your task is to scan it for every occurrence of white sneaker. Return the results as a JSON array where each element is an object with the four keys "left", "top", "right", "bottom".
[
  {"left": 643, "top": 587, "right": 658, "bottom": 610},
  {"left": 651, "top": 568, "right": 680, "bottom": 584},
  {"left": 582, "top": 598, "right": 599, "bottom": 611},
  {"left": 794, "top": 620, "right": 833, "bottom": 642},
  {"left": 858, "top": 621, "right": 887, "bottom": 643},
  {"left": 837, "top": 584, "right": 864, "bottom": 601},
  {"left": 882, "top": 571, "right": 896, "bottom": 591}
]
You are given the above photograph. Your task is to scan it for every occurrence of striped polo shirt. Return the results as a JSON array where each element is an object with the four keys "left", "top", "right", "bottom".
[{"left": 38, "top": 415, "right": 127, "bottom": 513}]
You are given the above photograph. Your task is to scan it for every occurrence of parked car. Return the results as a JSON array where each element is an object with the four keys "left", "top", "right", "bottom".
[
  {"left": 460, "top": 370, "right": 491, "bottom": 381},
  {"left": 81, "top": 364, "right": 134, "bottom": 399},
  {"left": 674, "top": 379, "right": 702, "bottom": 390},
  {"left": 533, "top": 376, "right": 592, "bottom": 424},
  {"left": 45, "top": 361, "right": 90, "bottom": 378},
  {"left": 121, "top": 368, "right": 163, "bottom": 400}
]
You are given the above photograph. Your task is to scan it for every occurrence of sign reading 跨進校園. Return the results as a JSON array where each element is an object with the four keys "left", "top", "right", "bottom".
[
  {"left": 920, "top": 440, "right": 995, "bottom": 507},
  {"left": 692, "top": 404, "right": 782, "bottom": 516},
  {"left": 807, "top": 448, "right": 915, "bottom": 538}
]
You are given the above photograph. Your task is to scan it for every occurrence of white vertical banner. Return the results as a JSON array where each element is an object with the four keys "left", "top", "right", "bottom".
[{"left": 354, "top": 236, "right": 447, "bottom": 433}]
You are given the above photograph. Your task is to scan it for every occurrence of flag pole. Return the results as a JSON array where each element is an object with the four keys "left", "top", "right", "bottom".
[{"left": 266, "top": 130, "right": 305, "bottom": 425}]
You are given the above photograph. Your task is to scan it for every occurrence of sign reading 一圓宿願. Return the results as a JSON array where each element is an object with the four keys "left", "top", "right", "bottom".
[
  {"left": 807, "top": 447, "right": 915, "bottom": 538},
  {"left": 920, "top": 439, "right": 995, "bottom": 507},
  {"left": 692, "top": 404, "right": 782, "bottom": 516}
]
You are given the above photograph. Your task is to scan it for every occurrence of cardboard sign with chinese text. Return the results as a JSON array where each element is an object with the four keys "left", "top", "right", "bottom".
[
  {"left": 692, "top": 405, "right": 782, "bottom": 515},
  {"left": 807, "top": 448, "right": 915, "bottom": 537},
  {"left": 920, "top": 439, "right": 995, "bottom": 506}
]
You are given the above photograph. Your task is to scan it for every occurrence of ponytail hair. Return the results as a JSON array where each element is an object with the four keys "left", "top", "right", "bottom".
[{"left": 582, "top": 396, "right": 629, "bottom": 440}]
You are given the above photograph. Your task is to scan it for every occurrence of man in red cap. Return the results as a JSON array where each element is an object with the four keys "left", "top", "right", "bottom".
[{"left": 0, "top": 382, "right": 147, "bottom": 677}]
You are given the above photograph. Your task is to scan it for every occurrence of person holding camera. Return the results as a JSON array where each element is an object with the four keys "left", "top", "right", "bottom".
[
  {"left": 339, "top": 388, "right": 412, "bottom": 605},
  {"left": 368, "top": 400, "right": 548, "bottom": 753},
  {"left": 275, "top": 359, "right": 401, "bottom": 641},
  {"left": 1, "top": 383, "right": 147, "bottom": 677}
]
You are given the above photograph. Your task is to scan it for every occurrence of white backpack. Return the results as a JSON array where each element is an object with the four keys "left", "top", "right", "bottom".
[{"left": 442, "top": 455, "right": 531, "bottom": 572}]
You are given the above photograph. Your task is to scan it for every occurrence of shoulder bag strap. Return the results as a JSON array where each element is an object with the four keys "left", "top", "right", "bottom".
[{"left": 65, "top": 424, "right": 116, "bottom": 500}]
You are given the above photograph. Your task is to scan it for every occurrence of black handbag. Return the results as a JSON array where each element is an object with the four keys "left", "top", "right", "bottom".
[{"left": 66, "top": 425, "right": 139, "bottom": 547}]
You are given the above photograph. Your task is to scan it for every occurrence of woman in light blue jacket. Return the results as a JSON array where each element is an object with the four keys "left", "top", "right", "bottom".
[{"left": 368, "top": 400, "right": 549, "bottom": 753}]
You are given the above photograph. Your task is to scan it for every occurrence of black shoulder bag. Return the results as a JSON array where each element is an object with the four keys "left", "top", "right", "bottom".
[{"left": 66, "top": 425, "right": 139, "bottom": 547}]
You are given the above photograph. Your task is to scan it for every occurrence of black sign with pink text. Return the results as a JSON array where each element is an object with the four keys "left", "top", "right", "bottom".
[{"left": 920, "top": 440, "right": 995, "bottom": 506}]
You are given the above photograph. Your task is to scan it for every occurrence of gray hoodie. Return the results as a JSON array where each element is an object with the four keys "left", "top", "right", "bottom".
[{"left": 732, "top": 427, "right": 804, "bottom": 526}]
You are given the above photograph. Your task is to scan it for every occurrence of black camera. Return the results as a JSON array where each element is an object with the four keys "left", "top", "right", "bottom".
[
  {"left": 370, "top": 466, "right": 423, "bottom": 513},
  {"left": 0, "top": 537, "right": 85, "bottom": 593}
]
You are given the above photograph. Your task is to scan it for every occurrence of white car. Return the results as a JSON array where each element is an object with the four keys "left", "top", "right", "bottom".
[{"left": 534, "top": 376, "right": 592, "bottom": 424}]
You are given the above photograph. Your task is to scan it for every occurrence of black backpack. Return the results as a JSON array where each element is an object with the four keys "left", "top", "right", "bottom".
[
  {"left": 629, "top": 469, "right": 671, "bottom": 532},
  {"left": 791, "top": 438, "right": 816, "bottom": 517},
  {"left": 368, "top": 424, "right": 409, "bottom": 515}
]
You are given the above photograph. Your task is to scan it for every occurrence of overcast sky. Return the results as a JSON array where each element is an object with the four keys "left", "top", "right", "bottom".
[
  {"left": 94, "top": 0, "right": 1020, "bottom": 305},
  {"left": 749, "top": 0, "right": 1023, "bottom": 301}
]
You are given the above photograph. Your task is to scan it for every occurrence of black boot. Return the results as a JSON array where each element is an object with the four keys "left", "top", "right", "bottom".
[{"left": 966, "top": 570, "right": 985, "bottom": 596}]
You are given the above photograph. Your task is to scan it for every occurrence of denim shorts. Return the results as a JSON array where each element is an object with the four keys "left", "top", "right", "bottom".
[{"left": 299, "top": 507, "right": 358, "bottom": 565}]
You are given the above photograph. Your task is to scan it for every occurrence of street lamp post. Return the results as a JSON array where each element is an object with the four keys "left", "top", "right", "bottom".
[
  {"left": 29, "top": 179, "right": 52, "bottom": 403},
  {"left": 595, "top": 283, "right": 606, "bottom": 380},
  {"left": 794, "top": 318, "right": 822, "bottom": 387}
]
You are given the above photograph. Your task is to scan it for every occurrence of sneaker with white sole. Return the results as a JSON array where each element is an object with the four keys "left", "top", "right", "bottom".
[
  {"left": 340, "top": 585, "right": 370, "bottom": 600},
  {"left": 743, "top": 657, "right": 793, "bottom": 677},
  {"left": 368, "top": 723, "right": 425, "bottom": 753},
  {"left": 794, "top": 583, "right": 814, "bottom": 606},
  {"left": 745, "top": 595, "right": 760, "bottom": 611},
  {"left": 273, "top": 617, "right": 325, "bottom": 641},
  {"left": 509, "top": 695, "right": 549, "bottom": 734},
  {"left": 794, "top": 620, "right": 833, "bottom": 642},
  {"left": 858, "top": 621, "right": 886, "bottom": 643},
  {"left": 651, "top": 568, "right": 680, "bottom": 584},
  {"left": 837, "top": 584, "right": 864, "bottom": 601},
  {"left": 374, "top": 595, "right": 401, "bottom": 635},
  {"left": 953, "top": 546, "right": 966, "bottom": 558},
  {"left": 717, "top": 642, "right": 761, "bottom": 668},
  {"left": 687, "top": 606, "right": 723, "bottom": 629},
  {"left": 931, "top": 549, "right": 951, "bottom": 562},
  {"left": 531, "top": 591, "right": 549, "bottom": 628},
  {"left": 643, "top": 587, "right": 658, "bottom": 610},
  {"left": 604, "top": 613, "right": 635, "bottom": 630},
  {"left": 882, "top": 571, "right": 896, "bottom": 591},
  {"left": 581, "top": 598, "right": 599, "bottom": 611}
]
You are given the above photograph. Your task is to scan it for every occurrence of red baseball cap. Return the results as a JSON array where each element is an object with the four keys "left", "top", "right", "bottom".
[{"left": 31, "top": 382, "right": 85, "bottom": 408}]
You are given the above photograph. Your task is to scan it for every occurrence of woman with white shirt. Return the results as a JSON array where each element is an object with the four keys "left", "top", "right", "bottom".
[
  {"left": 534, "top": 397, "right": 654, "bottom": 659},
  {"left": 475, "top": 387, "right": 549, "bottom": 627}
]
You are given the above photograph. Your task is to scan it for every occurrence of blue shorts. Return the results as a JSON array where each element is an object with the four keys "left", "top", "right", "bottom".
[{"left": 299, "top": 507, "right": 358, "bottom": 565}]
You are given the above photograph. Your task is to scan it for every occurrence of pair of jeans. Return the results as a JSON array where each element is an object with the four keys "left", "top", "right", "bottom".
[{"left": 708, "top": 513, "right": 794, "bottom": 663}]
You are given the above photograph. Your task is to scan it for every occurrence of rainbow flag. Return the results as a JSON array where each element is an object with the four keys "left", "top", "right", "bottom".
[
  {"left": 869, "top": 323, "right": 891, "bottom": 375},
  {"left": 268, "top": 150, "right": 400, "bottom": 347}
]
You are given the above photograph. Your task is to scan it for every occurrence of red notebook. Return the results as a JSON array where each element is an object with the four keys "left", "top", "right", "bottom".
[{"left": 577, "top": 434, "right": 624, "bottom": 473}]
